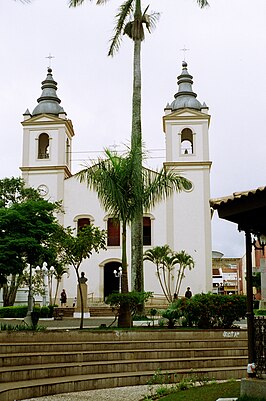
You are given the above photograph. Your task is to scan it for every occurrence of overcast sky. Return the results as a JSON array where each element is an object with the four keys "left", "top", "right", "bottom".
[{"left": 1, "top": 0, "right": 266, "bottom": 258}]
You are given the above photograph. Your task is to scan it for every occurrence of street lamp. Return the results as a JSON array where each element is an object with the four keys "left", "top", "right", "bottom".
[
  {"left": 36, "top": 262, "right": 51, "bottom": 306},
  {"left": 24, "top": 263, "right": 34, "bottom": 326},
  {"left": 113, "top": 266, "right": 122, "bottom": 293}
]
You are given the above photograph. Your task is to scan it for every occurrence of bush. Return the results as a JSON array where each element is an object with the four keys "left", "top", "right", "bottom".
[
  {"left": 0, "top": 305, "right": 55, "bottom": 319},
  {"left": 106, "top": 291, "right": 152, "bottom": 316},
  {"left": 162, "top": 305, "right": 181, "bottom": 328},
  {"left": 255, "top": 309, "right": 266, "bottom": 316},
  {"left": 0, "top": 305, "right": 28, "bottom": 318},
  {"left": 106, "top": 291, "right": 152, "bottom": 328},
  {"left": 163, "top": 293, "right": 247, "bottom": 329}
]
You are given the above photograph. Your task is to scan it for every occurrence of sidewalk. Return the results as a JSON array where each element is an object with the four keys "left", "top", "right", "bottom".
[{"left": 0, "top": 316, "right": 116, "bottom": 329}]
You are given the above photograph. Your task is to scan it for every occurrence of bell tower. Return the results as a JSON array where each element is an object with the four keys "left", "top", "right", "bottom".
[
  {"left": 20, "top": 68, "right": 75, "bottom": 223},
  {"left": 163, "top": 61, "right": 212, "bottom": 293}
]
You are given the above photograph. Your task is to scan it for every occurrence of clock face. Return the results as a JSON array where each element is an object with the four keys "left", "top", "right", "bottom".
[{"left": 37, "top": 184, "right": 49, "bottom": 196}]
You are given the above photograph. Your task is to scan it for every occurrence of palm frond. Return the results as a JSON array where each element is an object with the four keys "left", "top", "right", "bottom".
[
  {"left": 142, "top": 167, "right": 192, "bottom": 210},
  {"left": 108, "top": 0, "right": 134, "bottom": 56},
  {"left": 196, "top": 0, "right": 209, "bottom": 8},
  {"left": 141, "top": 6, "right": 160, "bottom": 35},
  {"left": 68, "top": 0, "right": 86, "bottom": 6},
  {"left": 69, "top": 0, "right": 109, "bottom": 6},
  {"left": 76, "top": 149, "right": 139, "bottom": 224}
]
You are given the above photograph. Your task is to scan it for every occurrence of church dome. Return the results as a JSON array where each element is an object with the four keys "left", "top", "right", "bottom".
[
  {"left": 169, "top": 61, "right": 203, "bottom": 111},
  {"left": 32, "top": 68, "right": 66, "bottom": 116}
]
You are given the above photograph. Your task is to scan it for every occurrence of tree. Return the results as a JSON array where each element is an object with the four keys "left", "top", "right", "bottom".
[
  {"left": 69, "top": 0, "right": 209, "bottom": 294},
  {"left": 174, "top": 250, "right": 195, "bottom": 297},
  {"left": 77, "top": 149, "right": 138, "bottom": 295},
  {"left": 77, "top": 148, "right": 191, "bottom": 318},
  {"left": 0, "top": 178, "right": 60, "bottom": 308},
  {"left": 143, "top": 245, "right": 171, "bottom": 301},
  {"left": 144, "top": 246, "right": 194, "bottom": 302},
  {"left": 55, "top": 224, "right": 106, "bottom": 329},
  {"left": 53, "top": 264, "right": 69, "bottom": 306}
]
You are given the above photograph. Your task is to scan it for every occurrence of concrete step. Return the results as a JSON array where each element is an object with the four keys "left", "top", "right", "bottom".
[
  {"left": 0, "top": 328, "right": 248, "bottom": 343},
  {"left": 0, "top": 366, "right": 247, "bottom": 401},
  {"left": 0, "top": 355, "right": 248, "bottom": 383},
  {"left": 0, "top": 329, "right": 248, "bottom": 400},
  {"left": 89, "top": 306, "right": 115, "bottom": 317},
  {"left": 0, "top": 338, "right": 248, "bottom": 354},
  {"left": 53, "top": 307, "right": 75, "bottom": 318},
  {"left": 0, "top": 347, "right": 248, "bottom": 367}
]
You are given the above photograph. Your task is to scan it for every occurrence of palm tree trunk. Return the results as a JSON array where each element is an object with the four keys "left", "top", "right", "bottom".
[
  {"left": 156, "top": 265, "right": 169, "bottom": 301},
  {"left": 131, "top": 35, "right": 144, "bottom": 295},
  {"left": 119, "top": 220, "right": 131, "bottom": 327},
  {"left": 176, "top": 265, "right": 185, "bottom": 297},
  {"left": 167, "top": 268, "right": 172, "bottom": 302},
  {"left": 121, "top": 221, "right": 129, "bottom": 293},
  {"left": 53, "top": 279, "right": 60, "bottom": 306},
  {"left": 162, "top": 264, "right": 170, "bottom": 303}
]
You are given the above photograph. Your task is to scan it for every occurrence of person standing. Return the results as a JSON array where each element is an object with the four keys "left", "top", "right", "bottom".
[
  {"left": 185, "top": 287, "right": 192, "bottom": 299},
  {"left": 60, "top": 289, "right": 67, "bottom": 307}
]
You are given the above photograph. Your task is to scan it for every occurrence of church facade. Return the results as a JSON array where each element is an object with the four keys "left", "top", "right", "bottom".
[{"left": 20, "top": 62, "right": 212, "bottom": 304}]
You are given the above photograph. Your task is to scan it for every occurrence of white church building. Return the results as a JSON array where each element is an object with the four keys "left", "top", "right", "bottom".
[{"left": 20, "top": 61, "right": 212, "bottom": 304}]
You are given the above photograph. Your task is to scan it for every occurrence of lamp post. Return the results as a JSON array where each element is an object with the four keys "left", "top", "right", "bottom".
[
  {"left": 24, "top": 263, "right": 34, "bottom": 326},
  {"left": 113, "top": 266, "right": 122, "bottom": 293},
  {"left": 36, "top": 262, "right": 51, "bottom": 306}
]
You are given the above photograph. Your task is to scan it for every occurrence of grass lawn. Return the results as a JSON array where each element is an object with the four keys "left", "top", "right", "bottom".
[{"left": 156, "top": 381, "right": 266, "bottom": 401}]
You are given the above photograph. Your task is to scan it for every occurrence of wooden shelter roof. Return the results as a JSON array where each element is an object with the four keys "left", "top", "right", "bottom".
[{"left": 210, "top": 186, "right": 266, "bottom": 235}]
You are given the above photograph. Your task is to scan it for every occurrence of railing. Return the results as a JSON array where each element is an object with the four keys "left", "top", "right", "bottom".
[
  {"left": 87, "top": 292, "right": 94, "bottom": 303},
  {"left": 254, "top": 316, "right": 266, "bottom": 377}
]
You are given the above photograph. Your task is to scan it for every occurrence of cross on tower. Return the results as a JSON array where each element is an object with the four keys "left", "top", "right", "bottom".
[
  {"left": 180, "top": 46, "right": 190, "bottom": 61},
  {"left": 45, "top": 53, "right": 55, "bottom": 68}
]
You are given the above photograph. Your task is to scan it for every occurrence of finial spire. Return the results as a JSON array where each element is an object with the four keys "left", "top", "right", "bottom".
[
  {"left": 167, "top": 62, "right": 203, "bottom": 111},
  {"left": 180, "top": 46, "right": 190, "bottom": 62},
  {"left": 32, "top": 68, "right": 66, "bottom": 116},
  {"left": 45, "top": 53, "right": 55, "bottom": 68}
]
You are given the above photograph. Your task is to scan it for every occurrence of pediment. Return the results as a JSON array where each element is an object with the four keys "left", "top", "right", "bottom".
[
  {"left": 164, "top": 108, "right": 208, "bottom": 119},
  {"left": 163, "top": 108, "right": 210, "bottom": 131},
  {"left": 22, "top": 113, "right": 65, "bottom": 126}
]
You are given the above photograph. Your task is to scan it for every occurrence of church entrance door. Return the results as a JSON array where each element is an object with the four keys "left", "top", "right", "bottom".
[{"left": 104, "top": 261, "right": 122, "bottom": 300}]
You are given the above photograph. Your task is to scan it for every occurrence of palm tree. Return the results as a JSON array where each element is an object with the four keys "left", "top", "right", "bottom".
[
  {"left": 143, "top": 245, "right": 171, "bottom": 301},
  {"left": 174, "top": 250, "right": 195, "bottom": 296},
  {"left": 77, "top": 148, "right": 191, "bottom": 295},
  {"left": 69, "top": 0, "right": 208, "bottom": 294},
  {"left": 53, "top": 264, "right": 69, "bottom": 306},
  {"left": 144, "top": 246, "right": 194, "bottom": 301}
]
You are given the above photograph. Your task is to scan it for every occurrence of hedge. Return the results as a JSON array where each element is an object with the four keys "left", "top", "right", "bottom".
[
  {"left": 163, "top": 293, "right": 247, "bottom": 329},
  {"left": 0, "top": 305, "right": 54, "bottom": 318}
]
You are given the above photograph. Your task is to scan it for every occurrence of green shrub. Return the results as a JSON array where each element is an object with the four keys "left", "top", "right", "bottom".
[
  {"left": 255, "top": 309, "right": 266, "bottom": 316},
  {"left": 0, "top": 322, "right": 46, "bottom": 331},
  {"left": 106, "top": 291, "right": 153, "bottom": 328},
  {"left": 106, "top": 291, "right": 152, "bottom": 316},
  {"left": 0, "top": 305, "right": 55, "bottom": 319},
  {"left": 0, "top": 305, "right": 28, "bottom": 318},
  {"left": 162, "top": 305, "right": 181, "bottom": 328},
  {"left": 163, "top": 293, "right": 247, "bottom": 329}
]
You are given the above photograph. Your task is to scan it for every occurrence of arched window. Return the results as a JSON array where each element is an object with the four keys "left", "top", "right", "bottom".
[
  {"left": 38, "top": 133, "right": 49, "bottom": 159},
  {"left": 107, "top": 218, "right": 120, "bottom": 246},
  {"left": 77, "top": 218, "right": 90, "bottom": 233},
  {"left": 143, "top": 217, "right": 152, "bottom": 246},
  {"left": 181, "top": 128, "right": 193, "bottom": 155}
]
